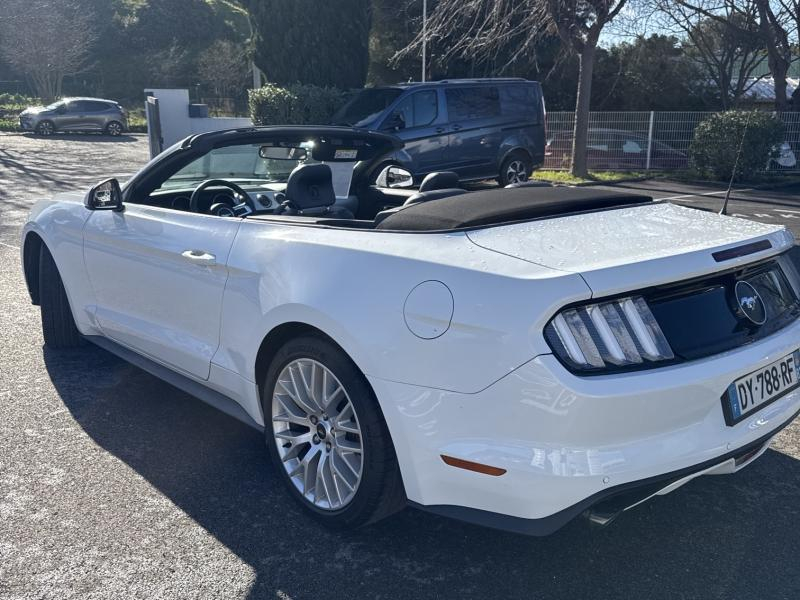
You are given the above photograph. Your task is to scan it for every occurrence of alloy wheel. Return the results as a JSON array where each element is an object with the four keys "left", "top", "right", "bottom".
[
  {"left": 37, "top": 121, "right": 54, "bottom": 136},
  {"left": 271, "top": 358, "right": 364, "bottom": 510},
  {"left": 107, "top": 122, "right": 122, "bottom": 136},
  {"left": 506, "top": 159, "right": 528, "bottom": 184}
]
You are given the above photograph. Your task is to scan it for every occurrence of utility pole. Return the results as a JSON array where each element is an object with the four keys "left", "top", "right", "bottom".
[{"left": 421, "top": 0, "right": 427, "bottom": 82}]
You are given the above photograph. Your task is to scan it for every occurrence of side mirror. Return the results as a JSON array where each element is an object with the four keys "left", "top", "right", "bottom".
[
  {"left": 55, "top": 105, "right": 67, "bottom": 114},
  {"left": 85, "top": 178, "right": 123, "bottom": 211},
  {"left": 375, "top": 165, "right": 414, "bottom": 189},
  {"left": 382, "top": 113, "right": 406, "bottom": 131}
]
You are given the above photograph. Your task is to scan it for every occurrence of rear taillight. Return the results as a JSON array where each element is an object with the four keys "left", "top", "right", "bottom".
[{"left": 545, "top": 296, "right": 674, "bottom": 372}]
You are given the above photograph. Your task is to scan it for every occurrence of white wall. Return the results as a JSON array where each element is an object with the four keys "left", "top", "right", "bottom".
[{"left": 144, "top": 88, "right": 253, "bottom": 156}]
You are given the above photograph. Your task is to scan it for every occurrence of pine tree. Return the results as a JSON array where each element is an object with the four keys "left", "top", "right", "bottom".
[{"left": 247, "top": 0, "right": 371, "bottom": 88}]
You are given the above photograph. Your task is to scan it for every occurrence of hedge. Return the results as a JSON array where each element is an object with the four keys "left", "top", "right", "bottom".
[
  {"left": 248, "top": 83, "right": 348, "bottom": 126},
  {"left": 689, "top": 111, "right": 784, "bottom": 181}
]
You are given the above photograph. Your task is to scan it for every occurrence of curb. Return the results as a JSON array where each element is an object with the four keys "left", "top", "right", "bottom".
[{"left": 654, "top": 176, "right": 800, "bottom": 192}]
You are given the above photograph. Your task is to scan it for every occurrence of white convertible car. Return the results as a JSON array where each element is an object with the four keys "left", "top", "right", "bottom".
[{"left": 22, "top": 126, "right": 800, "bottom": 534}]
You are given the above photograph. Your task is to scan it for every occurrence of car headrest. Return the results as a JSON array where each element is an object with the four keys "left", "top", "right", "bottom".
[
  {"left": 285, "top": 163, "right": 336, "bottom": 210},
  {"left": 403, "top": 188, "right": 469, "bottom": 206},
  {"left": 419, "top": 171, "right": 460, "bottom": 192}
]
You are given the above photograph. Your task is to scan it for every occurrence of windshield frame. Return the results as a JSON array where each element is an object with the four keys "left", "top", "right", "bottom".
[{"left": 154, "top": 141, "right": 317, "bottom": 191}]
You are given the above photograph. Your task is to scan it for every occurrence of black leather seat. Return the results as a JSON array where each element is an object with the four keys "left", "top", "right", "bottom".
[
  {"left": 404, "top": 171, "right": 463, "bottom": 207},
  {"left": 403, "top": 188, "right": 468, "bottom": 206},
  {"left": 277, "top": 163, "right": 354, "bottom": 218},
  {"left": 374, "top": 189, "right": 469, "bottom": 225},
  {"left": 418, "top": 171, "right": 460, "bottom": 192}
]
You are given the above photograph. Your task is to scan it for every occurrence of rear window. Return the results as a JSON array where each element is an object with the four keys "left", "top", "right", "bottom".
[
  {"left": 88, "top": 101, "right": 112, "bottom": 112},
  {"left": 499, "top": 84, "right": 540, "bottom": 122},
  {"left": 445, "top": 86, "right": 501, "bottom": 121}
]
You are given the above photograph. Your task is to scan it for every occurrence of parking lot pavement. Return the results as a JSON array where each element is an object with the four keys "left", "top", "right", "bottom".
[
  {"left": 0, "top": 132, "right": 148, "bottom": 249},
  {"left": 1, "top": 132, "right": 800, "bottom": 599},
  {"left": 593, "top": 178, "right": 800, "bottom": 238}
]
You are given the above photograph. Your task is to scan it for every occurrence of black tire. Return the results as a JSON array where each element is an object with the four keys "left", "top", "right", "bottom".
[
  {"left": 497, "top": 152, "right": 533, "bottom": 187},
  {"left": 39, "top": 245, "right": 82, "bottom": 348},
  {"left": 263, "top": 335, "right": 406, "bottom": 529},
  {"left": 105, "top": 121, "right": 124, "bottom": 136},
  {"left": 35, "top": 120, "right": 56, "bottom": 136}
]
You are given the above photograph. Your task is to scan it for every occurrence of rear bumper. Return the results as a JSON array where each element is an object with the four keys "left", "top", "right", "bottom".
[
  {"left": 371, "top": 317, "right": 800, "bottom": 533},
  {"left": 409, "top": 412, "right": 793, "bottom": 535}
]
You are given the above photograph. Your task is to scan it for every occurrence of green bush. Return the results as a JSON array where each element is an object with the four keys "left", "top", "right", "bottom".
[
  {"left": 689, "top": 111, "right": 784, "bottom": 181},
  {"left": 249, "top": 83, "right": 347, "bottom": 126}
]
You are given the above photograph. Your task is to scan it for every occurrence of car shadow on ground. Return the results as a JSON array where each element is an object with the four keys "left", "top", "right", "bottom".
[
  {"left": 18, "top": 132, "right": 140, "bottom": 143},
  {"left": 44, "top": 344, "right": 800, "bottom": 600}
]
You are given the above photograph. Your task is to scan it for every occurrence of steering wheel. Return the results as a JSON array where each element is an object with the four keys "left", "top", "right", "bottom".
[{"left": 189, "top": 179, "right": 253, "bottom": 214}]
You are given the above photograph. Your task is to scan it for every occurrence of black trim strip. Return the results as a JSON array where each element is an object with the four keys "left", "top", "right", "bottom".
[
  {"left": 85, "top": 335, "right": 264, "bottom": 432},
  {"left": 713, "top": 239, "right": 772, "bottom": 262},
  {"left": 409, "top": 407, "right": 800, "bottom": 536}
]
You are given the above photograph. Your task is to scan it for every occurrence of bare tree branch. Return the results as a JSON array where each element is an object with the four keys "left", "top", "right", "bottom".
[
  {"left": 0, "top": 0, "right": 96, "bottom": 101},
  {"left": 393, "top": 0, "right": 632, "bottom": 176},
  {"left": 668, "top": 0, "right": 797, "bottom": 109}
]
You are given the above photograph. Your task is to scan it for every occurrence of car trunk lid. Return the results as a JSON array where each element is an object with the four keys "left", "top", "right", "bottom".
[{"left": 467, "top": 202, "right": 794, "bottom": 297}]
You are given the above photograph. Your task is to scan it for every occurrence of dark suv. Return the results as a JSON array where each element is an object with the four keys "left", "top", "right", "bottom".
[
  {"left": 19, "top": 97, "right": 128, "bottom": 136},
  {"left": 331, "top": 79, "right": 546, "bottom": 186}
]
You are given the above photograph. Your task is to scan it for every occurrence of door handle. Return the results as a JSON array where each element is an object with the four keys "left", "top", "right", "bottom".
[
  {"left": 435, "top": 126, "right": 446, "bottom": 133},
  {"left": 181, "top": 249, "right": 216, "bottom": 265},
  {"left": 452, "top": 124, "right": 462, "bottom": 131}
]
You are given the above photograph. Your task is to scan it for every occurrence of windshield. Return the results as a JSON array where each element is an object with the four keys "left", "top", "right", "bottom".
[
  {"left": 157, "top": 142, "right": 318, "bottom": 191},
  {"left": 330, "top": 88, "right": 403, "bottom": 127},
  {"left": 44, "top": 101, "right": 64, "bottom": 110}
]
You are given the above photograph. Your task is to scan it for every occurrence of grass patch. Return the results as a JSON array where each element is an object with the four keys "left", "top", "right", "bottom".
[
  {"left": 531, "top": 170, "right": 648, "bottom": 185},
  {"left": 126, "top": 109, "right": 148, "bottom": 133},
  {"left": 0, "top": 118, "right": 19, "bottom": 131}
]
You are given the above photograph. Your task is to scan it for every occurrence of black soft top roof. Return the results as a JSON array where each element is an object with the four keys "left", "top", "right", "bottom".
[{"left": 375, "top": 186, "right": 654, "bottom": 232}]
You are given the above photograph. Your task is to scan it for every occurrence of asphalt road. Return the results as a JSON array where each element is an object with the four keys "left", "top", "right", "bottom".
[{"left": 1, "top": 132, "right": 799, "bottom": 599}]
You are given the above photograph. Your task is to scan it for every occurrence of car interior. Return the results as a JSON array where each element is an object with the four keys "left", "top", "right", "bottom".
[
  {"left": 127, "top": 130, "right": 653, "bottom": 233},
  {"left": 139, "top": 160, "right": 653, "bottom": 232}
]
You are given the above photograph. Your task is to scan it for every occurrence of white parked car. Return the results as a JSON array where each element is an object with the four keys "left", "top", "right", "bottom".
[{"left": 22, "top": 126, "right": 800, "bottom": 534}]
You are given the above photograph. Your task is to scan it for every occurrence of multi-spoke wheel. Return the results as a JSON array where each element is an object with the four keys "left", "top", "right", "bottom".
[
  {"left": 263, "top": 335, "right": 406, "bottom": 528},
  {"left": 498, "top": 153, "right": 533, "bottom": 186},
  {"left": 272, "top": 359, "right": 363, "bottom": 510},
  {"left": 35, "top": 120, "right": 55, "bottom": 136},
  {"left": 105, "top": 121, "right": 124, "bottom": 136}
]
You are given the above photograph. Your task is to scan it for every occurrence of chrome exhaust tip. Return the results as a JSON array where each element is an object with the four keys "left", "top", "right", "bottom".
[{"left": 584, "top": 508, "right": 621, "bottom": 527}]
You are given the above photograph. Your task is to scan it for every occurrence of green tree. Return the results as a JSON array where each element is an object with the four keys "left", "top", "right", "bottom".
[
  {"left": 368, "top": 0, "right": 421, "bottom": 84},
  {"left": 247, "top": 0, "right": 371, "bottom": 88},
  {"left": 96, "top": 0, "right": 244, "bottom": 101},
  {"left": 597, "top": 35, "right": 707, "bottom": 110}
]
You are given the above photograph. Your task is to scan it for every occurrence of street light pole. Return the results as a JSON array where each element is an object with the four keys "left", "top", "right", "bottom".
[{"left": 421, "top": 0, "right": 427, "bottom": 82}]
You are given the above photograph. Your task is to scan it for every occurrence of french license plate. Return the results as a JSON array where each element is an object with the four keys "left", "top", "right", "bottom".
[{"left": 722, "top": 350, "right": 800, "bottom": 425}]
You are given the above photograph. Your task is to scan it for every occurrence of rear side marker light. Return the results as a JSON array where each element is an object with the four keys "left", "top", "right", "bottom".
[
  {"left": 546, "top": 295, "right": 674, "bottom": 372},
  {"left": 441, "top": 455, "right": 506, "bottom": 476}
]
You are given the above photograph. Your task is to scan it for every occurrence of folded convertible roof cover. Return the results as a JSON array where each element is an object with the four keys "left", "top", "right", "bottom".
[{"left": 376, "top": 186, "right": 654, "bottom": 231}]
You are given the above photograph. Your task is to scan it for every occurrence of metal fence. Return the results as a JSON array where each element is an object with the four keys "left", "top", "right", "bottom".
[{"left": 544, "top": 111, "right": 800, "bottom": 173}]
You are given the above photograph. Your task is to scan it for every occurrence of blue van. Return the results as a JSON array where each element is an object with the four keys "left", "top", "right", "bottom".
[{"left": 330, "top": 78, "right": 546, "bottom": 186}]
